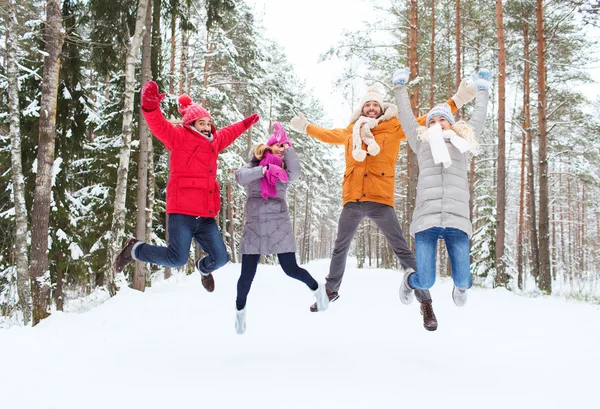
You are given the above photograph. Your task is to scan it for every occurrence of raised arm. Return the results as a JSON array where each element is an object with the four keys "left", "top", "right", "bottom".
[
  {"left": 394, "top": 85, "right": 422, "bottom": 153},
  {"left": 141, "top": 81, "right": 178, "bottom": 150},
  {"left": 282, "top": 147, "right": 301, "bottom": 183},
  {"left": 215, "top": 113, "right": 260, "bottom": 153},
  {"left": 468, "top": 70, "right": 492, "bottom": 138},
  {"left": 290, "top": 112, "right": 350, "bottom": 145}
]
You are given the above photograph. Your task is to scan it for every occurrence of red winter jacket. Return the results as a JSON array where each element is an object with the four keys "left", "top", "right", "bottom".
[{"left": 142, "top": 108, "right": 249, "bottom": 218}]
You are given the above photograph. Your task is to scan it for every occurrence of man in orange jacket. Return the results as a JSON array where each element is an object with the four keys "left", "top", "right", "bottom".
[{"left": 290, "top": 83, "right": 475, "bottom": 331}]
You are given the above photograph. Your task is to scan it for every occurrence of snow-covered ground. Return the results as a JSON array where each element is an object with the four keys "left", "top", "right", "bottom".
[{"left": 2, "top": 258, "right": 598, "bottom": 409}]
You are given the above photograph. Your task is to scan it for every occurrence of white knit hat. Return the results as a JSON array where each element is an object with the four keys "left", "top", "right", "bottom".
[{"left": 359, "top": 86, "right": 384, "bottom": 110}]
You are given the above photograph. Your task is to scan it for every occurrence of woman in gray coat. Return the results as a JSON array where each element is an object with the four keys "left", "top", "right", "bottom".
[
  {"left": 234, "top": 123, "right": 328, "bottom": 334},
  {"left": 393, "top": 68, "right": 491, "bottom": 308}
]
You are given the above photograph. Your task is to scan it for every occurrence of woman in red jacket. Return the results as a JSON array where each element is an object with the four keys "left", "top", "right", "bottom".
[{"left": 113, "top": 81, "right": 259, "bottom": 292}]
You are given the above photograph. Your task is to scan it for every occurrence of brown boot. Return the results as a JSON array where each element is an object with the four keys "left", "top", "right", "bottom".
[
  {"left": 201, "top": 273, "right": 215, "bottom": 292},
  {"left": 310, "top": 290, "right": 339, "bottom": 312},
  {"left": 113, "top": 237, "right": 139, "bottom": 274},
  {"left": 420, "top": 299, "right": 438, "bottom": 331}
]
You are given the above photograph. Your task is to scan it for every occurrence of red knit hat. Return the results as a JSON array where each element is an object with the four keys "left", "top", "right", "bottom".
[{"left": 178, "top": 94, "right": 212, "bottom": 125}]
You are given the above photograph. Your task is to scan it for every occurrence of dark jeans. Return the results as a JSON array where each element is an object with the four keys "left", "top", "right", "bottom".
[
  {"left": 236, "top": 253, "right": 318, "bottom": 310},
  {"left": 134, "top": 213, "right": 229, "bottom": 274}
]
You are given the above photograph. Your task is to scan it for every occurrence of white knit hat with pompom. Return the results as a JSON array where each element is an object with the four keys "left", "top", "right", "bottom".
[{"left": 359, "top": 86, "right": 384, "bottom": 110}]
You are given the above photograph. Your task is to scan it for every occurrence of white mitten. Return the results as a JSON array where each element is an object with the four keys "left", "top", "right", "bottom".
[
  {"left": 451, "top": 77, "right": 477, "bottom": 109},
  {"left": 290, "top": 112, "right": 309, "bottom": 133},
  {"left": 392, "top": 67, "right": 410, "bottom": 87}
]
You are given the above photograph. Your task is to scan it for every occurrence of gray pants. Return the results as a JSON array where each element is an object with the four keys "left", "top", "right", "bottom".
[{"left": 326, "top": 201, "right": 431, "bottom": 302}]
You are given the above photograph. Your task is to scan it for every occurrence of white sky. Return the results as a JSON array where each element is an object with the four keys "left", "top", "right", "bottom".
[
  {"left": 248, "top": 1, "right": 600, "bottom": 127},
  {"left": 249, "top": 0, "right": 374, "bottom": 127}
]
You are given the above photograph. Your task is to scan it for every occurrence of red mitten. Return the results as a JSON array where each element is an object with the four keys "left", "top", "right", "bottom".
[
  {"left": 242, "top": 113, "right": 260, "bottom": 129},
  {"left": 141, "top": 81, "right": 166, "bottom": 111}
]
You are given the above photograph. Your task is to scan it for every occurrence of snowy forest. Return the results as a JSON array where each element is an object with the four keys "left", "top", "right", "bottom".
[{"left": 1, "top": 0, "right": 600, "bottom": 327}]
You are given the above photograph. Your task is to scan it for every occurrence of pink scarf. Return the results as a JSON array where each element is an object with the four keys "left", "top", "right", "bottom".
[{"left": 259, "top": 151, "right": 288, "bottom": 199}]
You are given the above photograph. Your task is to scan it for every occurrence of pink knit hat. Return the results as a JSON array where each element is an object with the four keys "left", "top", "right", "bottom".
[
  {"left": 178, "top": 94, "right": 212, "bottom": 125},
  {"left": 266, "top": 122, "right": 292, "bottom": 147}
]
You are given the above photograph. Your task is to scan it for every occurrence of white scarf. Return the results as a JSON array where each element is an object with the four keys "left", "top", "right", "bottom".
[{"left": 427, "top": 124, "right": 475, "bottom": 168}]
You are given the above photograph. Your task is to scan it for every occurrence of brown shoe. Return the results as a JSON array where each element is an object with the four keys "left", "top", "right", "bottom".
[
  {"left": 201, "top": 273, "right": 215, "bottom": 292},
  {"left": 310, "top": 290, "right": 339, "bottom": 312},
  {"left": 113, "top": 237, "right": 139, "bottom": 274},
  {"left": 420, "top": 299, "right": 438, "bottom": 331}
]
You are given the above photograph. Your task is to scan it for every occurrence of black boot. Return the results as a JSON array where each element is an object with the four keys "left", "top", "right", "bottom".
[
  {"left": 420, "top": 299, "right": 438, "bottom": 331},
  {"left": 113, "top": 237, "right": 139, "bottom": 274}
]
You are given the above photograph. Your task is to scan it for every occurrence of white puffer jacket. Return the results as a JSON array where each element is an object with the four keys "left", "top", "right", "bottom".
[{"left": 394, "top": 85, "right": 489, "bottom": 237}]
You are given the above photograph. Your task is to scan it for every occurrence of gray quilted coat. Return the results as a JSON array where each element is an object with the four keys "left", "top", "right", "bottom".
[
  {"left": 394, "top": 85, "right": 489, "bottom": 237},
  {"left": 236, "top": 147, "right": 300, "bottom": 255}
]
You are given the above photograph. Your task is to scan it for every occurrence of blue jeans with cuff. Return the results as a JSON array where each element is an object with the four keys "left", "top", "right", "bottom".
[
  {"left": 133, "top": 213, "right": 229, "bottom": 274},
  {"left": 409, "top": 227, "right": 472, "bottom": 290}
]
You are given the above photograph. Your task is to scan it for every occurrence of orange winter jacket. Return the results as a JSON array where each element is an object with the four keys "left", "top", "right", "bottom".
[{"left": 306, "top": 100, "right": 458, "bottom": 207}]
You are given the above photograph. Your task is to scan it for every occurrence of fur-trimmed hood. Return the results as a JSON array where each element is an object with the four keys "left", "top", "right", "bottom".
[{"left": 349, "top": 102, "right": 398, "bottom": 124}]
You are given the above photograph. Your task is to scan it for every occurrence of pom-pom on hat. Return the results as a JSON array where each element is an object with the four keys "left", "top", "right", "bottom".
[
  {"left": 178, "top": 94, "right": 212, "bottom": 125},
  {"left": 426, "top": 103, "right": 455, "bottom": 128},
  {"left": 266, "top": 122, "right": 292, "bottom": 147},
  {"left": 359, "top": 86, "right": 384, "bottom": 110}
]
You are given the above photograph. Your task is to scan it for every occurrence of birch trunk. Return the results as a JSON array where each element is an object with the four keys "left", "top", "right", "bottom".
[
  {"left": 30, "top": 0, "right": 64, "bottom": 325},
  {"left": 133, "top": 0, "right": 153, "bottom": 292},
  {"left": 169, "top": 9, "right": 176, "bottom": 94},
  {"left": 106, "top": 0, "right": 150, "bottom": 296},
  {"left": 7, "top": 0, "right": 32, "bottom": 325},
  {"left": 536, "top": 0, "right": 552, "bottom": 294},
  {"left": 146, "top": 134, "right": 156, "bottom": 283},
  {"left": 494, "top": 0, "right": 507, "bottom": 287},
  {"left": 179, "top": 11, "right": 189, "bottom": 95}
]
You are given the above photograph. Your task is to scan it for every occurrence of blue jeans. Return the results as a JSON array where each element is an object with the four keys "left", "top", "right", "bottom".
[
  {"left": 133, "top": 213, "right": 229, "bottom": 274},
  {"left": 409, "top": 227, "right": 472, "bottom": 290}
]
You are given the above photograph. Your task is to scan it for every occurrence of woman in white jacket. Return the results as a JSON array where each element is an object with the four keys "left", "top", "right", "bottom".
[{"left": 393, "top": 68, "right": 491, "bottom": 307}]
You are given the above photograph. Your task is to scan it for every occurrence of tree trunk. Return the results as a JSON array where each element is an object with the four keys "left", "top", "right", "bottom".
[
  {"left": 455, "top": 0, "right": 461, "bottom": 120},
  {"left": 494, "top": 0, "right": 507, "bottom": 287},
  {"left": 133, "top": 0, "right": 153, "bottom": 292},
  {"left": 517, "top": 20, "right": 531, "bottom": 290},
  {"left": 517, "top": 111, "right": 527, "bottom": 290},
  {"left": 429, "top": 0, "right": 435, "bottom": 109},
  {"left": 106, "top": 0, "right": 150, "bottom": 296},
  {"left": 151, "top": 0, "right": 162, "bottom": 83},
  {"left": 30, "top": 0, "right": 64, "bottom": 325},
  {"left": 580, "top": 183, "right": 585, "bottom": 276},
  {"left": 169, "top": 7, "right": 176, "bottom": 94},
  {"left": 406, "top": 0, "right": 419, "bottom": 251},
  {"left": 146, "top": 134, "right": 156, "bottom": 282},
  {"left": 179, "top": 10, "right": 189, "bottom": 95},
  {"left": 227, "top": 176, "right": 236, "bottom": 263},
  {"left": 302, "top": 188, "right": 310, "bottom": 264},
  {"left": 202, "top": 39, "right": 214, "bottom": 107},
  {"left": 536, "top": 0, "right": 552, "bottom": 294},
  {"left": 525, "top": 48, "right": 540, "bottom": 280},
  {"left": 7, "top": 0, "right": 32, "bottom": 325}
]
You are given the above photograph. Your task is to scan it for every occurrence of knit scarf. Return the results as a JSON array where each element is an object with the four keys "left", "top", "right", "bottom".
[
  {"left": 259, "top": 151, "right": 284, "bottom": 199},
  {"left": 427, "top": 124, "right": 475, "bottom": 168}
]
